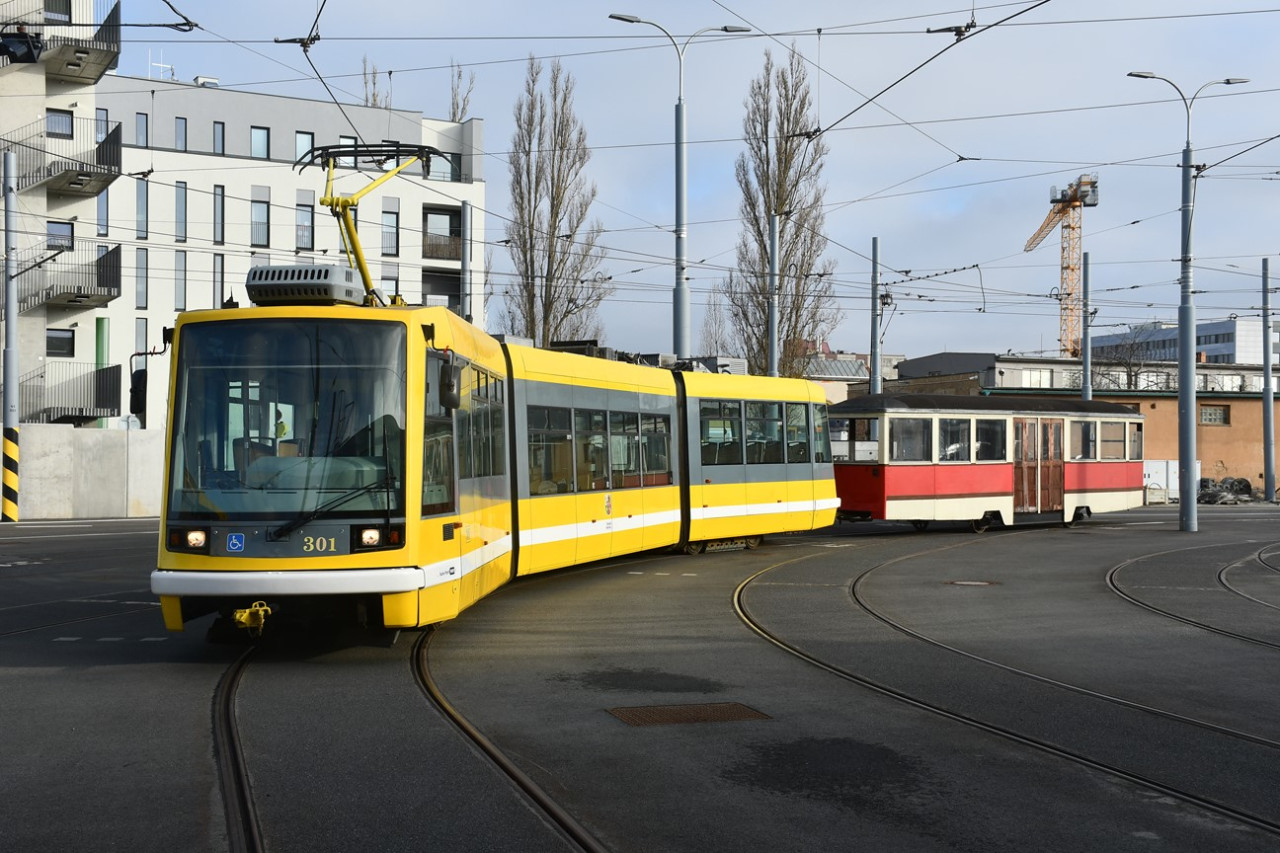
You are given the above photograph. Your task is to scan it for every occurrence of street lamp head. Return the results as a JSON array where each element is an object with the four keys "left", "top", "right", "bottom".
[
  {"left": 1127, "top": 71, "right": 1156, "bottom": 79},
  {"left": 609, "top": 13, "right": 641, "bottom": 24},
  {"left": 1223, "top": 77, "right": 1250, "bottom": 85},
  {"left": 721, "top": 26, "right": 751, "bottom": 33}
]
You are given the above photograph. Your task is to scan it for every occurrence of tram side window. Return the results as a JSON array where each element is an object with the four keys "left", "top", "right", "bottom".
[
  {"left": 528, "top": 406, "right": 573, "bottom": 495},
  {"left": 456, "top": 369, "right": 474, "bottom": 480},
  {"left": 575, "top": 409, "right": 609, "bottom": 491},
  {"left": 814, "top": 404, "right": 831, "bottom": 463},
  {"left": 787, "top": 403, "right": 812, "bottom": 463},
  {"left": 489, "top": 379, "right": 506, "bottom": 477},
  {"left": 423, "top": 354, "right": 455, "bottom": 516},
  {"left": 851, "top": 417, "right": 880, "bottom": 462},
  {"left": 890, "top": 418, "right": 931, "bottom": 462},
  {"left": 610, "top": 411, "right": 641, "bottom": 488},
  {"left": 974, "top": 419, "right": 1006, "bottom": 461},
  {"left": 700, "top": 400, "right": 743, "bottom": 465},
  {"left": 1071, "top": 421, "right": 1097, "bottom": 460},
  {"left": 641, "top": 413, "right": 672, "bottom": 485},
  {"left": 1100, "top": 421, "right": 1126, "bottom": 460},
  {"left": 938, "top": 418, "right": 970, "bottom": 462},
  {"left": 1128, "top": 422, "right": 1143, "bottom": 460},
  {"left": 746, "top": 402, "right": 783, "bottom": 463}
]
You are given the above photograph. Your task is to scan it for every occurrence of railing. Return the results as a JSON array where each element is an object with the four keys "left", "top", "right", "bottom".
[
  {"left": 7, "top": 243, "right": 121, "bottom": 315},
  {"left": 423, "top": 233, "right": 462, "bottom": 261},
  {"left": 4, "top": 115, "right": 122, "bottom": 195},
  {"left": 0, "top": 1, "right": 121, "bottom": 81},
  {"left": 12, "top": 362, "right": 121, "bottom": 425}
]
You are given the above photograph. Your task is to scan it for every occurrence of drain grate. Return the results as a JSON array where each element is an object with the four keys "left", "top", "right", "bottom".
[{"left": 606, "top": 702, "right": 772, "bottom": 727}]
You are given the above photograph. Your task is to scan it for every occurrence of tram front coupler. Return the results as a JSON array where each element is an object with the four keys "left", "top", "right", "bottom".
[{"left": 231, "top": 600, "right": 273, "bottom": 636}]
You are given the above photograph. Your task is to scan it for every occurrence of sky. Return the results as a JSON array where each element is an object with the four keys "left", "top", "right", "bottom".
[{"left": 116, "top": 1, "right": 1280, "bottom": 361}]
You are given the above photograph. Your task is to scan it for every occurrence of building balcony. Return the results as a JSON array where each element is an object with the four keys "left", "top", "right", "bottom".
[
  {"left": 4, "top": 115, "right": 122, "bottom": 196},
  {"left": 0, "top": 0, "right": 120, "bottom": 83},
  {"left": 423, "top": 233, "right": 461, "bottom": 261},
  {"left": 11, "top": 361, "right": 122, "bottom": 425},
  {"left": 8, "top": 243, "right": 121, "bottom": 315}
]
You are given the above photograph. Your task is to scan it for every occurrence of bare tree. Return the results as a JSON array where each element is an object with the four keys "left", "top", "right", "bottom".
[
  {"left": 450, "top": 60, "right": 475, "bottom": 123},
  {"left": 362, "top": 56, "right": 384, "bottom": 107},
  {"left": 709, "top": 46, "right": 840, "bottom": 376},
  {"left": 501, "top": 57, "right": 609, "bottom": 346},
  {"left": 1092, "top": 322, "right": 1167, "bottom": 390}
]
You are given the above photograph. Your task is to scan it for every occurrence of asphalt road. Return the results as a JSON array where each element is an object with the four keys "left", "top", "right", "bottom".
[{"left": 3, "top": 506, "right": 1279, "bottom": 852}]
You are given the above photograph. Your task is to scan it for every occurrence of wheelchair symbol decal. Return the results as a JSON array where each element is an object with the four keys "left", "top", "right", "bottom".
[{"left": 227, "top": 533, "right": 246, "bottom": 553}]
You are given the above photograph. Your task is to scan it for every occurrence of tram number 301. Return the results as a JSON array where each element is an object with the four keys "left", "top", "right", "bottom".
[{"left": 303, "top": 536, "right": 339, "bottom": 553}]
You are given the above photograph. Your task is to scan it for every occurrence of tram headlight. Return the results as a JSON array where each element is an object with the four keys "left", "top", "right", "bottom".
[
  {"left": 359, "top": 527, "right": 381, "bottom": 547},
  {"left": 187, "top": 529, "right": 207, "bottom": 549},
  {"left": 166, "top": 527, "right": 210, "bottom": 553}
]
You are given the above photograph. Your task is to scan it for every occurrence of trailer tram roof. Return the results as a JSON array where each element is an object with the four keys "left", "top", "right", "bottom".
[{"left": 829, "top": 394, "right": 1141, "bottom": 418}]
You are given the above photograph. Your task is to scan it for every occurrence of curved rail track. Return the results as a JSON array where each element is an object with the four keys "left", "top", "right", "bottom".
[
  {"left": 212, "top": 647, "right": 264, "bottom": 853},
  {"left": 733, "top": 542, "right": 1280, "bottom": 840}
]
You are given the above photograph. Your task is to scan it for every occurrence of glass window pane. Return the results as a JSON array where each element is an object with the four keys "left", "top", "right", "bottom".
[
  {"left": 213, "top": 121, "right": 225, "bottom": 155},
  {"left": 1100, "top": 421, "right": 1126, "bottom": 460},
  {"left": 975, "top": 419, "right": 1006, "bottom": 461},
  {"left": 175, "top": 117, "right": 187, "bottom": 151},
  {"left": 528, "top": 405, "right": 573, "bottom": 495},
  {"left": 890, "top": 418, "right": 931, "bottom": 462},
  {"left": 251, "top": 126, "right": 269, "bottom": 159},
  {"left": 938, "top": 418, "right": 970, "bottom": 462}
]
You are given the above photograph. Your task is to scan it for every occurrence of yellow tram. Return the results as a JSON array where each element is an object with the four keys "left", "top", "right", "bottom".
[{"left": 150, "top": 143, "right": 837, "bottom": 635}]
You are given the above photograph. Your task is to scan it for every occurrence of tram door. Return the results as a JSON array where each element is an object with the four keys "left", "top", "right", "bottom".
[{"left": 1013, "top": 418, "right": 1064, "bottom": 513}]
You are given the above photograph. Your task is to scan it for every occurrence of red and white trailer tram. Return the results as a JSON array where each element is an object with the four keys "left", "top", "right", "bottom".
[{"left": 830, "top": 394, "right": 1144, "bottom": 531}]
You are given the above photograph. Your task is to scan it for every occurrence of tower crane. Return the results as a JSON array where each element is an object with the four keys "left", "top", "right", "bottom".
[{"left": 1024, "top": 174, "right": 1098, "bottom": 357}]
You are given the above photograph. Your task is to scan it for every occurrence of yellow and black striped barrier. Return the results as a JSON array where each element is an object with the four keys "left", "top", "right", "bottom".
[{"left": 2, "top": 426, "right": 16, "bottom": 522}]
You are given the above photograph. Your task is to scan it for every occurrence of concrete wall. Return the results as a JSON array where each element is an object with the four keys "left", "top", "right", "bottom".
[{"left": 15, "top": 425, "right": 164, "bottom": 519}]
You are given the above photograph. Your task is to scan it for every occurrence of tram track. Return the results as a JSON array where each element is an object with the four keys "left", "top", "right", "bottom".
[
  {"left": 212, "top": 646, "right": 265, "bottom": 853},
  {"left": 733, "top": 540, "right": 1280, "bottom": 840},
  {"left": 411, "top": 629, "right": 607, "bottom": 853},
  {"left": 1106, "top": 541, "right": 1280, "bottom": 652}
]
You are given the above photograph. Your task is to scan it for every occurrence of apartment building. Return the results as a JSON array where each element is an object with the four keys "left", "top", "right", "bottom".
[{"left": 2, "top": 0, "right": 485, "bottom": 431}]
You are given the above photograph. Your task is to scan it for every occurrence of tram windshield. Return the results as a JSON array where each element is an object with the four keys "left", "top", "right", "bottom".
[{"left": 166, "top": 319, "right": 407, "bottom": 520}]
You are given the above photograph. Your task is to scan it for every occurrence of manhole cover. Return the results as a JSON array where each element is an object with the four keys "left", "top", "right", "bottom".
[{"left": 606, "top": 702, "right": 772, "bottom": 727}]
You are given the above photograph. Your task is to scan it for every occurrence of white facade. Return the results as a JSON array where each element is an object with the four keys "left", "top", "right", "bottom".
[
  {"left": 2, "top": 2, "right": 485, "bottom": 433},
  {"left": 1092, "top": 318, "right": 1278, "bottom": 366}
]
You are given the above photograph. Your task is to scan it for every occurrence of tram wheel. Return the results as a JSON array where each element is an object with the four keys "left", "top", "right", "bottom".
[
  {"left": 744, "top": 536, "right": 763, "bottom": 550},
  {"left": 911, "top": 520, "right": 930, "bottom": 531},
  {"left": 684, "top": 541, "right": 705, "bottom": 555},
  {"left": 970, "top": 516, "right": 991, "bottom": 534}
]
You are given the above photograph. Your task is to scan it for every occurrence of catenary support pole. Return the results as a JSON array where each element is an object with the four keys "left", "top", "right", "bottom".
[
  {"left": 870, "top": 237, "right": 882, "bottom": 395},
  {"left": 767, "top": 212, "right": 779, "bottom": 377},
  {"left": 1263, "top": 258, "right": 1275, "bottom": 501},
  {"left": 1081, "top": 251, "right": 1092, "bottom": 401},
  {"left": 461, "top": 200, "right": 472, "bottom": 323},
  {"left": 3, "top": 150, "right": 19, "bottom": 522}
]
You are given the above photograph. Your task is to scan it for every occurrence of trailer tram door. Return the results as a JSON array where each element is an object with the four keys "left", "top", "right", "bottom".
[{"left": 1013, "top": 417, "right": 1064, "bottom": 514}]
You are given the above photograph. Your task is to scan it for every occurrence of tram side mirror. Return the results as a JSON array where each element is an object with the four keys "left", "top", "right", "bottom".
[
  {"left": 129, "top": 369, "right": 148, "bottom": 416},
  {"left": 439, "top": 361, "right": 462, "bottom": 410}
]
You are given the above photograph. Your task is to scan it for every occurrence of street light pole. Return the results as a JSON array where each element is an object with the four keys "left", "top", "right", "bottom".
[
  {"left": 1127, "top": 71, "right": 1248, "bottom": 532},
  {"left": 610, "top": 14, "right": 750, "bottom": 359}
]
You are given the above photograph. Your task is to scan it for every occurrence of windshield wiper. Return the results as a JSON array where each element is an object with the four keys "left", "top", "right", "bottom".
[{"left": 269, "top": 475, "right": 392, "bottom": 540}]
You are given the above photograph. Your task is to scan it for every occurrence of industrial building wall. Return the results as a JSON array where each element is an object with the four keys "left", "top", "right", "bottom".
[{"left": 15, "top": 424, "right": 163, "bottom": 519}]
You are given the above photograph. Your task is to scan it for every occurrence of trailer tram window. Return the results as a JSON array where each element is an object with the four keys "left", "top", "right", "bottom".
[
  {"left": 641, "top": 414, "right": 672, "bottom": 485},
  {"left": 746, "top": 402, "right": 783, "bottom": 463},
  {"left": 1100, "top": 421, "right": 1126, "bottom": 459},
  {"left": 1071, "top": 421, "right": 1097, "bottom": 460},
  {"left": 528, "top": 406, "right": 573, "bottom": 495},
  {"left": 851, "top": 417, "right": 880, "bottom": 462},
  {"left": 575, "top": 409, "right": 609, "bottom": 492},
  {"left": 975, "top": 419, "right": 1006, "bottom": 461},
  {"left": 938, "top": 418, "right": 970, "bottom": 462},
  {"left": 1128, "top": 422, "right": 1143, "bottom": 460},
  {"left": 889, "top": 418, "right": 931, "bottom": 462}
]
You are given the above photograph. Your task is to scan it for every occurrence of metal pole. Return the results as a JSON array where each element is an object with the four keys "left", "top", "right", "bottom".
[
  {"left": 1263, "top": 257, "right": 1275, "bottom": 501},
  {"left": 460, "top": 200, "right": 472, "bottom": 323},
  {"left": 1081, "top": 251, "right": 1092, "bottom": 401},
  {"left": 869, "top": 237, "right": 882, "bottom": 395},
  {"left": 3, "top": 150, "right": 19, "bottom": 522},
  {"left": 767, "top": 212, "right": 779, "bottom": 377},
  {"left": 1177, "top": 140, "right": 1198, "bottom": 531},
  {"left": 674, "top": 98, "right": 689, "bottom": 359}
]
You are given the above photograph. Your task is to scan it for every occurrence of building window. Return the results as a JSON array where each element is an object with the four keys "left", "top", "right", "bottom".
[
  {"left": 96, "top": 189, "right": 108, "bottom": 236},
  {"left": 46, "top": 328, "right": 75, "bottom": 358},
  {"left": 338, "top": 135, "right": 356, "bottom": 167},
  {"left": 250, "top": 199, "right": 270, "bottom": 247},
  {"left": 250, "top": 126, "right": 269, "bottom": 159},
  {"left": 46, "top": 220, "right": 74, "bottom": 251},
  {"left": 296, "top": 204, "right": 314, "bottom": 251},
  {"left": 427, "top": 152, "right": 462, "bottom": 182},
  {"left": 423, "top": 208, "right": 461, "bottom": 260},
  {"left": 135, "top": 247, "right": 148, "bottom": 309},
  {"left": 213, "top": 185, "right": 225, "bottom": 244},
  {"left": 295, "top": 131, "right": 314, "bottom": 161},
  {"left": 175, "top": 250, "right": 187, "bottom": 311},
  {"left": 135, "top": 318, "right": 147, "bottom": 358},
  {"left": 175, "top": 181, "right": 187, "bottom": 242},
  {"left": 175, "top": 116, "right": 187, "bottom": 151},
  {"left": 45, "top": 0, "right": 71, "bottom": 23},
  {"left": 95, "top": 108, "right": 108, "bottom": 143},
  {"left": 213, "top": 254, "right": 225, "bottom": 307},
  {"left": 382, "top": 211, "right": 399, "bottom": 256},
  {"left": 46, "top": 109, "right": 74, "bottom": 139},
  {"left": 135, "top": 179, "right": 148, "bottom": 239},
  {"left": 1200, "top": 405, "right": 1230, "bottom": 426},
  {"left": 213, "top": 121, "right": 225, "bottom": 155},
  {"left": 136, "top": 113, "right": 148, "bottom": 147}
]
